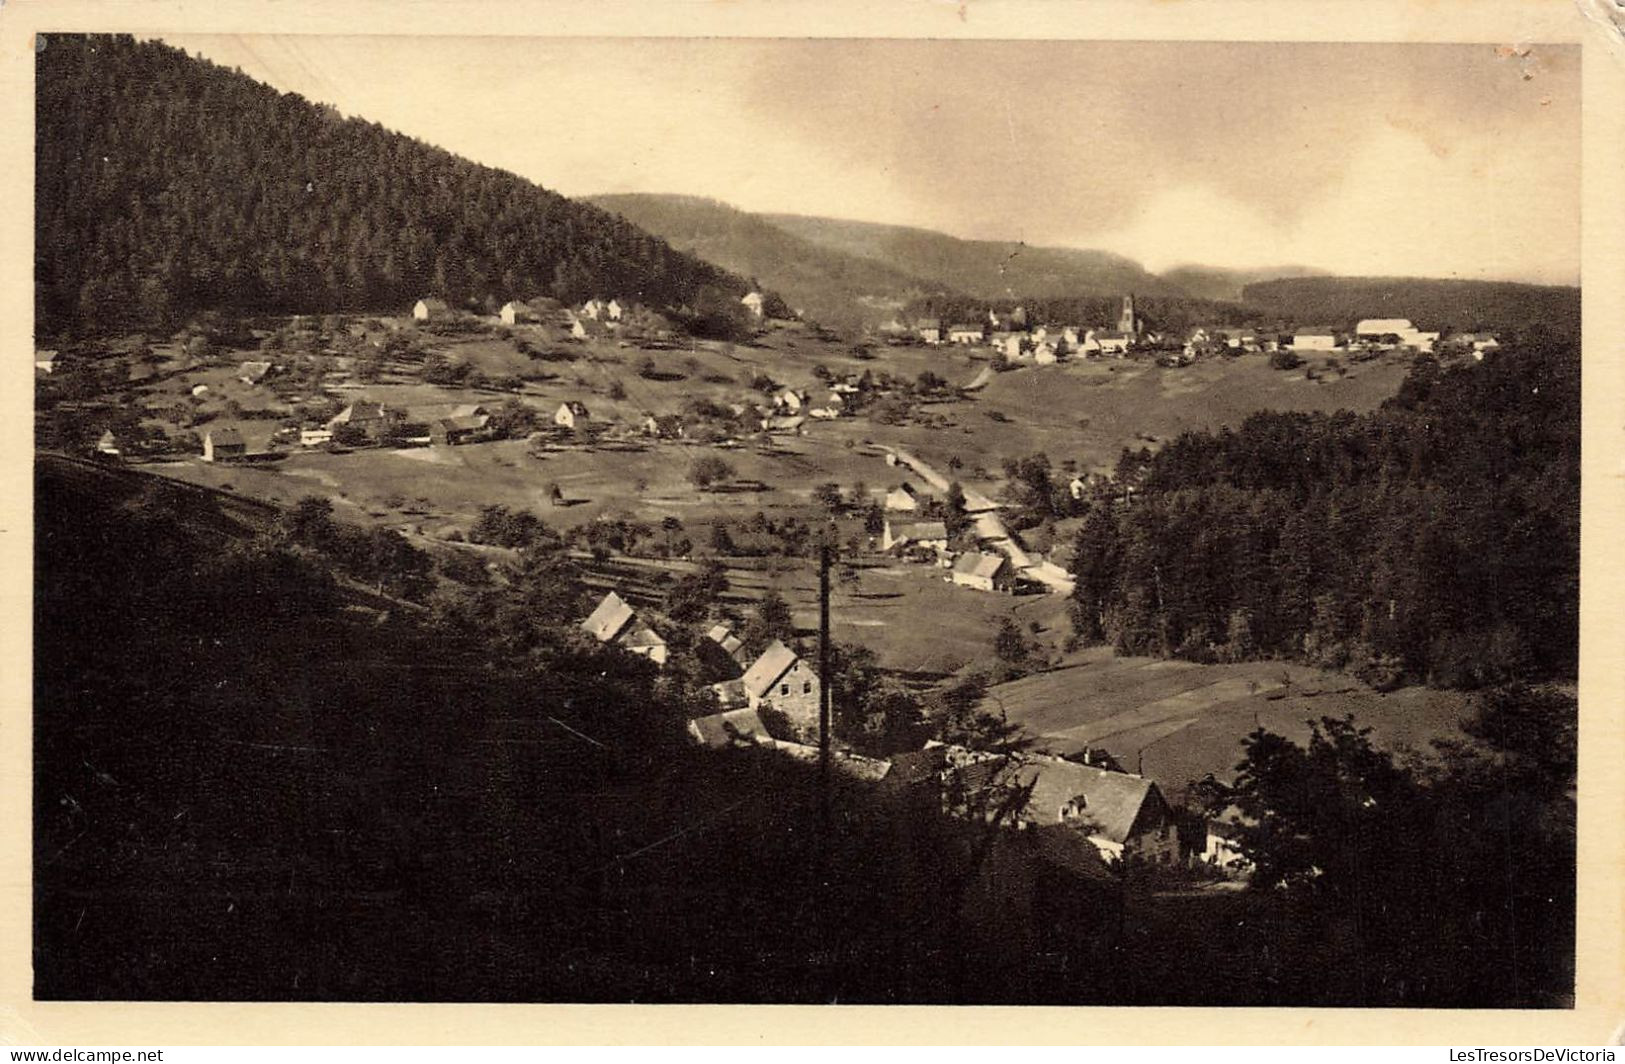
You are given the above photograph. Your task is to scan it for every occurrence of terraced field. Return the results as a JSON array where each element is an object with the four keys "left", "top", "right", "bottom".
[{"left": 987, "top": 647, "right": 1472, "bottom": 799}]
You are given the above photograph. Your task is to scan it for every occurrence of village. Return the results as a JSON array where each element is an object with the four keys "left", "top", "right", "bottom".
[{"left": 33, "top": 285, "right": 1515, "bottom": 904}]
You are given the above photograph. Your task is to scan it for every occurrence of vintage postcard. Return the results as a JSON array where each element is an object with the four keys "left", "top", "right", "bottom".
[{"left": 2, "top": 0, "right": 1622, "bottom": 1047}]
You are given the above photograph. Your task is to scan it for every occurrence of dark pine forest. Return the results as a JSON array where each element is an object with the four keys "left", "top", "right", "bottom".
[
  {"left": 35, "top": 34, "right": 746, "bottom": 338},
  {"left": 1069, "top": 339, "right": 1580, "bottom": 689}
]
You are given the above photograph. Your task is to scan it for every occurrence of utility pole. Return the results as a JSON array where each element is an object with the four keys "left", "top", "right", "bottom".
[{"left": 818, "top": 541, "right": 832, "bottom": 834}]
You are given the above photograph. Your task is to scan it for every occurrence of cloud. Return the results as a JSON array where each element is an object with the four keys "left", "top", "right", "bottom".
[{"left": 1088, "top": 123, "right": 1578, "bottom": 284}]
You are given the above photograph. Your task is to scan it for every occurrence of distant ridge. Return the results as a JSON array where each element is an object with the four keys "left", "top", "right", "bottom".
[
  {"left": 588, "top": 194, "right": 954, "bottom": 328},
  {"left": 761, "top": 212, "right": 1182, "bottom": 302},
  {"left": 1160, "top": 264, "right": 1328, "bottom": 303}
]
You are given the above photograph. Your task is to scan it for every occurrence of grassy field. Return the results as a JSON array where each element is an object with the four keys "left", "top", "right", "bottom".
[
  {"left": 108, "top": 314, "right": 1418, "bottom": 685},
  {"left": 985, "top": 646, "right": 1471, "bottom": 800}
]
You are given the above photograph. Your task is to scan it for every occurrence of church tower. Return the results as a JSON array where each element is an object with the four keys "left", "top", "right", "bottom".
[{"left": 1117, "top": 294, "right": 1138, "bottom": 335}]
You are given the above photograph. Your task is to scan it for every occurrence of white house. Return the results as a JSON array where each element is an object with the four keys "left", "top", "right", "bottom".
[
  {"left": 500, "top": 301, "right": 535, "bottom": 326},
  {"left": 605, "top": 298, "right": 624, "bottom": 322},
  {"left": 35, "top": 350, "right": 59, "bottom": 374},
  {"left": 917, "top": 319, "right": 943, "bottom": 345},
  {"left": 581, "top": 299, "right": 605, "bottom": 321},
  {"left": 885, "top": 483, "right": 922, "bottom": 512},
  {"left": 1092, "top": 330, "right": 1133, "bottom": 355},
  {"left": 555, "top": 401, "right": 591, "bottom": 429},
  {"left": 740, "top": 291, "right": 765, "bottom": 319},
  {"left": 947, "top": 324, "right": 984, "bottom": 345},
  {"left": 1202, "top": 805, "right": 1255, "bottom": 874},
  {"left": 1292, "top": 327, "right": 1341, "bottom": 351},
  {"left": 413, "top": 298, "right": 449, "bottom": 321}
]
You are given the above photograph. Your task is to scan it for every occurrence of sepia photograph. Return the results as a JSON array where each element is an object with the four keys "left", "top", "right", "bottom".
[{"left": 14, "top": 9, "right": 1613, "bottom": 1034}]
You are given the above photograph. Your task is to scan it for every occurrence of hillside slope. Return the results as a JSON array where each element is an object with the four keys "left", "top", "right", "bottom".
[
  {"left": 1160, "top": 264, "right": 1326, "bottom": 303},
  {"left": 589, "top": 194, "right": 954, "bottom": 327},
  {"left": 762, "top": 213, "right": 1181, "bottom": 301},
  {"left": 1241, "top": 276, "right": 1580, "bottom": 336},
  {"left": 35, "top": 35, "right": 744, "bottom": 337}
]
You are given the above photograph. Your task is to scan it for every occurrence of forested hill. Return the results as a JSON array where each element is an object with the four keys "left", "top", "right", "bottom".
[
  {"left": 1071, "top": 336, "right": 1580, "bottom": 689},
  {"left": 1241, "top": 277, "right": 1580, "bottom": 337},
  {"left": 34, "top": 35, "right": 745, "bottom": 338}
]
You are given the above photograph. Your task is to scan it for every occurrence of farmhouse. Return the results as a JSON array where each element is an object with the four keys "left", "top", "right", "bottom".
[
  {"left": 882, "top": 518, "right": 949, "bottom": 556},
  {"left": 413, "top": 297, "right": 449, "bottom": 321},
  {"left": 94, "top": 430, "right": 121, "bottom": 457},
  {"left": 1033, "top": 342, "right": 1060, "bottom": 366},
  {"left": 954, "top": 752, "right": 1181, "bottom": 865},
  {"left": 580, "top": 590, "right": 669, "bottom": 666},
  {"left": 328, "top": 400, "right": 390, "bottom": 440},
  {"left": 555, "top": 401, "right": 591, "bottom": 429},
  {"left": 35, "top": 350, "right": 58, "bottom": 374},
  {"left": 917, "top": 319, "right": 943, "bottom": 345},
  {"left": 237, "top": 360, "right": 273, "bottom": 385},
  {"left": 884, "top": 483, "right": 922, "bottom": 512},
  {"left": 1091, "top": 330, "right": 1133, "bottom": 355},
  {"left": 299, "top": 428, "right": 333, "bottom": 448},
  {"left": 499, "top": 301, "right": 535, "bottom": 326},
  {"left": 430, "top": 414, "right": 490, "bottom": 447},
  {"left": 1292, "top": 327, "right": 1340, "bottom": 351},
  {"left": 740, "top": 639, "right": 820, "bottom": 733},
  {"left": 774, "top": 389, "right": 806, "bottom": 413},
  {"left": 951, "top": 551, "right": 1012, "bottom": 592},
  {"left": 687, "top": 706, "right": 773, "bottom": 749},
  {"left": 201, "top": 427, "right": 246, "bottom": 463},
  {"left": 581, "top": 299, "right": 604, "bottom": 320},
  {"left": 605, "top": 299, "right": 625, "bottom": 322},
  {"left": 740, "top": 291, "right": 765, "bottom": 318},
  {"left": 568, "top": 319, "right": 589, "bottom": 340},
  {"left": 699, "top": 623, "right": 750, "bottom": 680},
  {"left": 947, "top": 324, "right": 984, "bottom": 345}
]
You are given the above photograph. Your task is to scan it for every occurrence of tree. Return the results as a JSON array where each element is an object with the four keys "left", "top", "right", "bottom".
[
  {"left": 687, "top": 455, "right": 735, "bottom": 492},
  {"left": 811, "top": 482, "right": 844, "bottom": 513},
  {"left": 739, "top": 589, "right": 795, "bottom": 657},
  {"left": 664, "top": 558, "right": 729, "bottom": 622}
]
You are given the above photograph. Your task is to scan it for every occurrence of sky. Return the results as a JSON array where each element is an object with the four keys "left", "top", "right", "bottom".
[{"left": 159, "top": 35, "right": 1581, "bottom": 285}]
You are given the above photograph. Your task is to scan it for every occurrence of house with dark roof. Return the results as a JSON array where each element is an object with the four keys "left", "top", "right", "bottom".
[
  {"left": 237, "top": 360, "right": 273, "bottom": 385},
  {"left": 740, "top": 639, "right": 820, "bottom": 733},
  {"left": 951, "top": 551, "right": 1011, "bottom": 592},
  {"left": 687, "top": 706, "right": 773, "bottom": 749},
  {"left": 580, "top": 590, "right": 668, "bottom": 666},
  {"left": 430, "top": 414, "right": 490, "bottom": 447},
  {"left": 35, "top": 350, "right": 59, "bottom": 375},
  {"left": 202, "top": 427, "right": 246, "bottom": 463},
  {"left": 699, "top": 623, "right": 749, "bottom": 681},
  {"left": 328, "top": 400, "right": 391, "bottom": 440}
]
